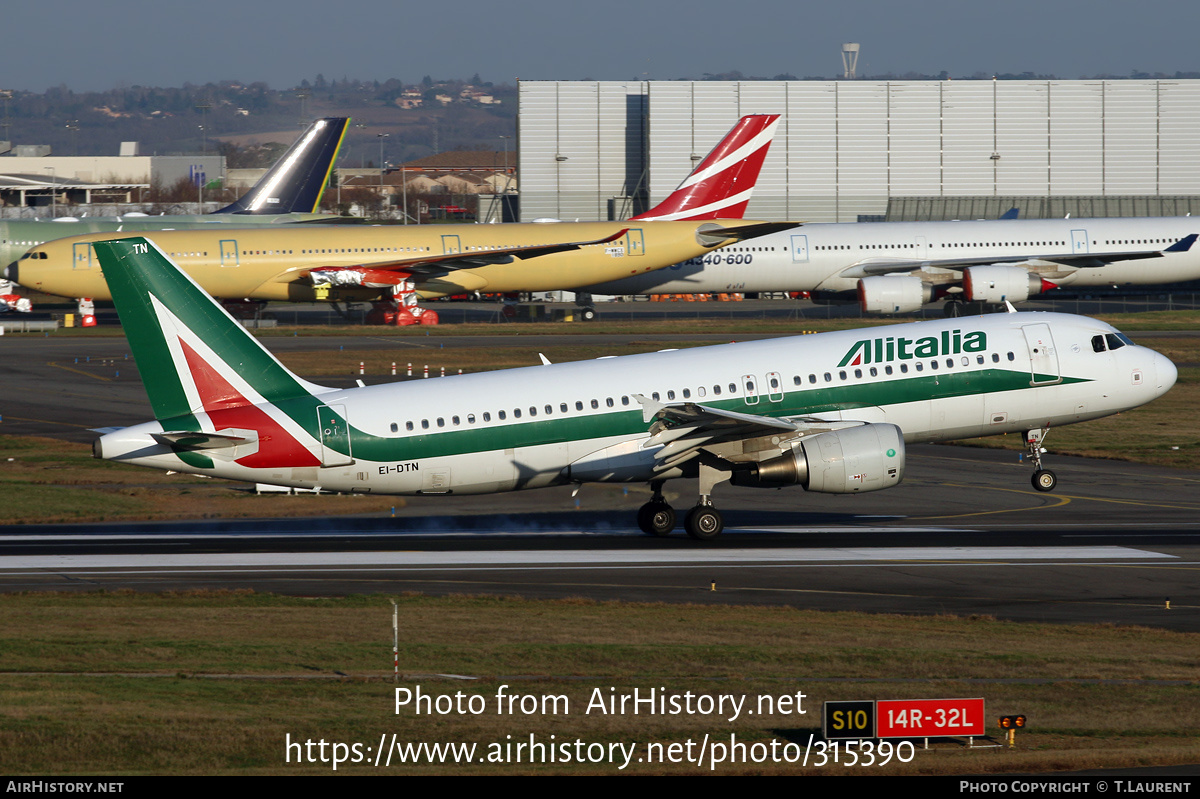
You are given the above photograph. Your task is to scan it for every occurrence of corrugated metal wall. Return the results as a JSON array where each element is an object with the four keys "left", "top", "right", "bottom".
[
  {"left": 520, "top": 80, "right": 1200, "bottom": 223},
  {"left": 517, "top": 81, "right": 648, "bottom": 221}
]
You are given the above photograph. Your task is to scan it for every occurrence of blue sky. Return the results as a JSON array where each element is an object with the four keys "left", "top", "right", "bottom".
[{"left": 6, "top": 0, "right": 1198, "bottom": 92}]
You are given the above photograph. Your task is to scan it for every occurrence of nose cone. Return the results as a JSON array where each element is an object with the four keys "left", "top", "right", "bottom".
[
  {"left": 2, "top": 262, "right": 14, "bottom": 283},
  {"left": 1154, "top": 351, "right": 1178, "bottom": 397}
]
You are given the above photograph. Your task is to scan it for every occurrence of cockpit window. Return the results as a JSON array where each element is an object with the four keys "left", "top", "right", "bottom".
[{"left": 1093, "top": 332, "right": 1134, "bottom": 352}]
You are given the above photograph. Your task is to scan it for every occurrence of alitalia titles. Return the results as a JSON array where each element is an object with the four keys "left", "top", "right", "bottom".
[{"left": 839, "top": 329, "right": 987, "bottom": 368}]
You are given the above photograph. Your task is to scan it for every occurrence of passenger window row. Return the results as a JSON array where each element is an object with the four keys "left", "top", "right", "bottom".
[
  {"left": 386, "top": 351, "right": 1025, "bottom": 433},
  {"left": 792, "top": 351, "right": 1015, "bottom": 386}
]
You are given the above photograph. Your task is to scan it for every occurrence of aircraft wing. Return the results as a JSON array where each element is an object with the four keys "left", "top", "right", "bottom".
[
  {"left": 838, "top": 233, "right": 1198, "bottom": 278},
  {"left": 635, "top": 394, "right": 854, "bottom": 472},
  {"left": 271, "top": 229, "right": 630, "bottom": 285}
]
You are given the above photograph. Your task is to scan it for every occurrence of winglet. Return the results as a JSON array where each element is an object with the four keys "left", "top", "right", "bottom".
[
  {"left": 216, "top": 118, "right": 350, "bottom": 215},
  {"left": 999, "top": 207, "right": 1020, "bottom": 220},
  {"left": 631, "top": 114, "right": 780, "bottom": 222},
  {"left": 1165, "top": 233, "right": 1198, "bottom": 253},
  {"left": 633, "top": 393, "right": 666, "bottom": 424}
]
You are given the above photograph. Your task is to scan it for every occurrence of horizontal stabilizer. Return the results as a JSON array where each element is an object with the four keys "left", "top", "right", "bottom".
[
  {"left": 696, "top": 221, "right": 801, "bottom": 245},
  {"left": 153, "top": 431, "right": 257, "bottom": 451}
]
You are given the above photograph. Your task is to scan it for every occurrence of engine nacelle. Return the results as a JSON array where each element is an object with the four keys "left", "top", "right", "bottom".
[
  {"left": 731, "top": 423, "right": 905, "bottom": 494},
  {"left": 962, "top": 265, "right": 1045, "bottom": 303},
  {"left": 857, "top": 276, "right": 933, "bottom": 314}
]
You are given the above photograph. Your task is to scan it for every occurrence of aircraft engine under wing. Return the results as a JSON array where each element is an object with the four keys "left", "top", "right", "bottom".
[{"left": 635, "top": 396, "right": 905, "bottom": 493}]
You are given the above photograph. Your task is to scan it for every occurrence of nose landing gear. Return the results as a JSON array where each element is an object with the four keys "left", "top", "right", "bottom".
[{"left": 1025, "top": 428, "right": 1057, "bottom": 492}]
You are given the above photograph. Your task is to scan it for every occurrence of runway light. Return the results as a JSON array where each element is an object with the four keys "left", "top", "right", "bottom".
[{"left": 999, "top": 714, "right": 1026, "bottom": 748}]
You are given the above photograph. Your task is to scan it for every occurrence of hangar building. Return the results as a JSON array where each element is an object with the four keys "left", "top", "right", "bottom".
[{"left": 517, "top": 79, "right": 1200, "bottom": 223}]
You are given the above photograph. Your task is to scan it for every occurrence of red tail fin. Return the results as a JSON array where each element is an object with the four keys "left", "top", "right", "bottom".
[{"left": 631, "top": 114, "right": 780, "bottom": 222}]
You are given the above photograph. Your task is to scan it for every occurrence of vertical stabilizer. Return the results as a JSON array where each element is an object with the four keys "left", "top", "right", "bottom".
[
  {"left": 91, "top": 237, "right": 330, "bottom": 424},
  {"left": 216, "top": 117, "right": 349, "bottom": 215},
  {"left": 631, "top": 114, "right": 780, "bottom": 222}
]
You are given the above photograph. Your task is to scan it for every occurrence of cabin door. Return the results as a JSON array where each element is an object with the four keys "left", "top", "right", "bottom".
[
  {"left": 219, "top": 239, "right": 239, "bottom": 267},
  {"left": 625, "top": 228, "right": 644, "bottom": 256},
  {"left": 317, "top": 404, "right": 353, "bottom": 466},
  {"left": 1022, "top": 324, "right": 1062, "bottom": 386},
  {"left": 72, "top": 242, "right": 94, "bottom": 270},
  {"left": 1070, "top": 229, "right": 1089, "bottom": 254}
]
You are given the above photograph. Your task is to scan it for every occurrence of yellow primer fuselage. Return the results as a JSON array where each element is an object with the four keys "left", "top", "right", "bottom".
[{"left": 19, "top": 220, "right": 766, "bottom": 302}]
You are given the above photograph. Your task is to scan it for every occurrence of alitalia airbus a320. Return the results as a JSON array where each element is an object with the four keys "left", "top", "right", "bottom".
[{"left": 89, "top": 236, "right": 1176, "bottom": 539}]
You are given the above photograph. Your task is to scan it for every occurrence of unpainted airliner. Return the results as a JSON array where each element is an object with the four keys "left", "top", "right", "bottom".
[
  {"left": 89, "top": 236, "right": 1176, "bottom": 539},
  {"left": 9, "top": 116, "right": 786, "bottom": 309},
  {"left": 582, "top": 217, "right": 1200, "bottom": 315},
  {"left": 0, "top": 117, "right": 351, "bottom": 312}
]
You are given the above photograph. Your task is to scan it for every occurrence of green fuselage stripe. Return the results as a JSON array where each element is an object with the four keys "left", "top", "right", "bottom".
[{"left": 274, "top": 367, "right": 1086, "bottom": 464}]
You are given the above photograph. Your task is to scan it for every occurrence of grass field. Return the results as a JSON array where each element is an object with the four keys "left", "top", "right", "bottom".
[
  {"left": 4, "top": 313, "right": 1198, "bottom": 775},
  {"left": 1, "top": 591, "right": 1196, "bottom": 775}
]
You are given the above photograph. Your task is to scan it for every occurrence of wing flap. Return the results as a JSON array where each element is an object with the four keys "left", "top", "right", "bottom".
[{"left": 634, "top": 395, "right": 859, "bottom": 473}]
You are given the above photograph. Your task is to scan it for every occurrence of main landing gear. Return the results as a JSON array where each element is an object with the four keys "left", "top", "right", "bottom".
[
  {"left": 1025, "top": 427, "right": 1057, "bottom": 492},
  {"left": 683, "top": 503, "right": 723, "bottom": 541},
  {"left": 637, "top": 482, "right": 676, "bottom": 537},
  {"left": 635, "top": 470, "right": 728, "bottom": 541}
]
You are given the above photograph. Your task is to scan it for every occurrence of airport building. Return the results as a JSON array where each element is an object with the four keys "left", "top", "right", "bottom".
[
  {"left": 0, "top": 146, "right": 224, "bottom": 215},
  {"left": 517, "top": 79, "right": 1200, "bottom": 223}
]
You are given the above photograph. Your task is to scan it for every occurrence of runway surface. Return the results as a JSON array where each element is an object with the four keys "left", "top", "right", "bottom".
[{"left": 3, "top": 330, "right": 1198, "bottom": 630}]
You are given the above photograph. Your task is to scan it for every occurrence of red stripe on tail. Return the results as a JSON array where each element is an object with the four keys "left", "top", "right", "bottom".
[
  {"left": 179, "top": 339, "right": 321, "bottom": 467},
  {"left": 632, "top": 114, "right": 779, "bottom": 221}
]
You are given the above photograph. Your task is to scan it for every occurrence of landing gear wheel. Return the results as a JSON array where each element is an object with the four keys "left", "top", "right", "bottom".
[
  {"left": 580, "top": 306, "right": 597, "bottom": 322},
  {"left": 637, "top": 502, "right": 676, "bottom": 537},
  {"left": 684, "top": 505, "right": 723, "bottom": 541},
  {"left": 1032, "top": 469, "right": 1057, "bottom": 492}
]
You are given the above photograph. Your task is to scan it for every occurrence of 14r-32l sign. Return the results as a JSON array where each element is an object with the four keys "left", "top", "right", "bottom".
[{"left": 876, "top": 698, "right": 985, "bottom": 738}]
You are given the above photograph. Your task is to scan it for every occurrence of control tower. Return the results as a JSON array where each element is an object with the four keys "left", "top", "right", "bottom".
[{"left": 841, "top": 43, "right": 860, "bottom": 79}]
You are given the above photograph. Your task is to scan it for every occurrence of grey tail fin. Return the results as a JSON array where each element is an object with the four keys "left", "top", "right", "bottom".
[{"left": 216, "top": 117, "right": 349, "bottom": 215}]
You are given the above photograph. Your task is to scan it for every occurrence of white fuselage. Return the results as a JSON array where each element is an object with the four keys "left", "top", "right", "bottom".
[
  {"left": 99, "top": 312, "right": 1174, "bottom": 497},
  {"left": 581, "top": 217, "right": 1200, "bottom": 296}
]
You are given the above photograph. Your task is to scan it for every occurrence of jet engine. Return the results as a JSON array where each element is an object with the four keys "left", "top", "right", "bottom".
[
  {"left": 731, "top": 423, "right": 905, "bottom": 493},
  {"left": 857, "top": 276, "right": 934, "bottom": 314},
  {"left": 962, "top": 265, "right": 1048, "bottom": 304}
]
